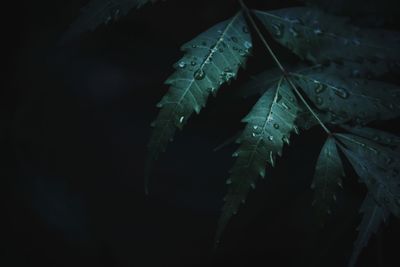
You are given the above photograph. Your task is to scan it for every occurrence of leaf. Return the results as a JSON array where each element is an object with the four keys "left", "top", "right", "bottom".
[
  {"left": 146, "top": 12, "right": 252, "bottom": 193},
  {"left": 348, "top": 194, "right": 388, "bottom": 267},
  {"left": 254, "top": 7, "right": 400, "bottom": 72},
  {"left": 311, "top": 137, "right": 344, "bottom": 224},
  {"left": 291, "top": 70, "right": 400, "bottom": 125},
  {"left": 61, "top": 0, "right": 158, "bottom": 42},
  {"left": 215, "top": 77, "right": 300, "bottom": 245},
  {"left": 335, "top": 133, "right": 400, "bottom": 217},
  {"left": 341, "top": 126, "right": 400, "bottom": 150}
]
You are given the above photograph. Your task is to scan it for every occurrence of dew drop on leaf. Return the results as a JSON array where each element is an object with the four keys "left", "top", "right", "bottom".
[
  {"left": 244, "top": 41, "right": 252, "bottom": 49},
  {"left": 179, "top": 116, "right": 184, "bottom": 123},
  {"left": 334, "top": 88, "right": 349, "bottom": 99},
  {"left": 289, "top": 26, "right": 300, "bottom": 37},
  {"left": 178, "top": 61, "right": 186, "bottom": 68},
  {"left": 273, "top": 123, "right": 280, "bottom": 129},
  {"left": 242, "top": 26, "right": 249, "bottom": 33},
  {"left": 272, "top": 23, "right": 284, "bottom": 38},
  {"left": 314, "top": 83, "right": 326, "bottom": 94},
  {"left": 313, "top": 28, "right": 323, "bottom": 35}
]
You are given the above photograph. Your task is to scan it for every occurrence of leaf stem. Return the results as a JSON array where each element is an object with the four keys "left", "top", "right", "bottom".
[{"left": 238, "top": 0, "right": 331, "bottom": 135}]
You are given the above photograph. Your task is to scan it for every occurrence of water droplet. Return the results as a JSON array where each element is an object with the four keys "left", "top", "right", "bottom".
[
  {"left": 179, "top": 116, "right": 184, "bottom": 123},
  {"left": 191, "top": 44, "right": 197, "bottom": 48},
  {"left": 289, "top": 26, "right": 300, "bottom": 37},
  {"left": 253, "top": 125, "right": 258, "bottom": 130},
  {"left": 226, "top": 179, "right": 232, "bottom": 185},
  {"left": 232, "top": 152, "right": 239, "bottom": 157},
  {"left": 316, "top": 96, "right": 323, "bottom": 105},
  {"left": 334, "top": 88, "right": 349, "bottom": 99},
  {"left": 191, "top": 61, "right": 197, "bottom": 66},
  {"left": 178, "top": 61, "right": 186, "bottom": 68},
  {"left": 194, "top": 69, "right": 205, "bottom": 80},
  {"left": 250, "top": 183, "right": 256, "bottom": 189},
  {"left": 271, "top": 23, "right": 284, "bottom": 38},
  {"left": 273, "top": 123, "right": 280, "bottom": 129},
  {"left": 352, "top": 69, "right": 361, "bottom": 77},
  {"left": 244, "top": 41, "right": 252, "bottom": 49},
  {"left": 314, "top": 83, "right": 326, "bottom": 94},
  {"left": 313, "top": 28, "right": 322, "bottom": 35},
  {"left": 268, "top": 135, "right": 274, "bottom": 141},
  {"left": 252, "top": 132, "right": 257, "bottom": 137},
  {"left": 242, "top": 26, "right": 249, "bottom": 33},
  {"left": 352, "top": 38, "right": 361, "bottom": 46},
  {"left": 105, "top": 15, "right": 113, "bottom": 24}
]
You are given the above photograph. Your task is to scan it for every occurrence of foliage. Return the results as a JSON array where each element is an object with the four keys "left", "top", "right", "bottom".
[{"left": 64, "top": 1, "right": 400, "bottom": 266}]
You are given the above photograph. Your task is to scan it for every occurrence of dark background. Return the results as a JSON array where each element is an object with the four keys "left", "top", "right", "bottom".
[{"left": 3, "top": 0, "right": 400, "bottom": 266}]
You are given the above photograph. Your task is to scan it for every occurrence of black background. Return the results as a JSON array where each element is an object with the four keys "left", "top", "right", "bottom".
[{"left": 3, "top": 0, "right": 400, "bottom": 266}]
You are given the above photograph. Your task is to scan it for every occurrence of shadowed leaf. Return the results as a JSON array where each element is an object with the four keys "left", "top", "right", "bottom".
[{"left": 311, "top": 137, "right": 344, "bottom": 224}]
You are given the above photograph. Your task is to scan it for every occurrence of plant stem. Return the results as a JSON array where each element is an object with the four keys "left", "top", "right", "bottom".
[{"left": 238, "top": 0, "right": 331, "bottom": 135}]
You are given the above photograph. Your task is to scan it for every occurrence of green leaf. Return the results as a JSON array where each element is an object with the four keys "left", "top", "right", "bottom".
[
  {"left": 291, "top": 70, "right": 400, "bottom": 125},
  {"left": 335, "top": 133, "right": 400, "bottom": 217},
  {"left": 311, "top": 137, "right": 344, "bottom": 224},
  {"left": 349, "top": 194, "right": 388, "bottom": 267},
  {"left": 62, "top": 0, "right": 158, "bottom": 42},
  {"left": 146, "top": 12, "right": 252, "bottom": 193},
  {"left": 215, "top": 77, "right": 300, "bottom": 245},
  {"left": 254, "top": 7, "right": 400, "bottom": 71}
]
